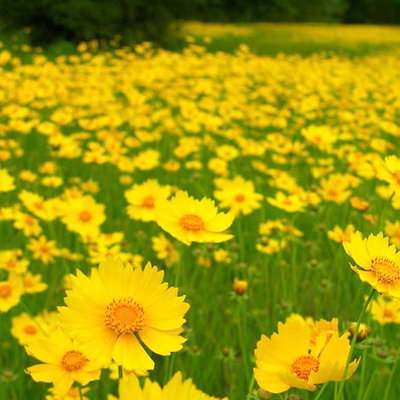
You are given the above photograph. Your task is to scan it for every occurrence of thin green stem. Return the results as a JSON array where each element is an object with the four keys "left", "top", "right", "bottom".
[
  {"left": 382, "top": 347, "right": 400, "bottom": 400},
  {"left": 78, "top": 385, "right": 83, "bottom": 400},
  {"left": 336, "top": 288, "right": 376, "bottom": 400},
  {"left": 314, "top": 382, "right": 329, "bottom": 400},
  {"left": 118, "top": 365, "right": 123, "bottom": 380}
]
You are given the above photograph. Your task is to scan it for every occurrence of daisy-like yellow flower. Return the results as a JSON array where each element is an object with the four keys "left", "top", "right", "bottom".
[
  {"left": 11, "top": 312, "right": 44, "bottom": 345},
  {"left": 61, "top": 195, "right": 106, "bottom": 237},
  {"left": 327, "top": 224, "right": 355, "bottom": 243},
  {"left": 377, "top": 155, "right": 400, "bottom": 191},
  {"left": 58, "top": 258, "right": 190, "bottom": 371},
  {"left": 46, "top": 386, "right": 90, "bottom": 400},
  {"left": 111, "top": 371, "right": 228, "bottom": 400},
  {"left": 0, "top": 249, "right": 30, "bottom": 274},
  {"left": 13, "top": 212, "right": 43, "bottom": 237},
  {"left": 23, "top": 272, "right": 48, "bottom": 293},
  {"left": 152, "top": 233, "right": 180, "bottom": 267},
  {"left": 155, "top": 191, "right": 234, "bottom": 246},
  {"left": 385, "top": 220, "right": 400, "bottom": 246},
  {"left": 267, "top": 191, "right": 306, "bottom": 213},
  {"left": 0, "top": 168, "right": 16, "bottom": 192},
  {"left": 254, "top": 320, "right": 358, "bottom": 394},
  {"left": 343, "top": 232, "right": 400, "bottom": 297},
  {"left": 0, "top": 273, "right": 24, "bottom": 312},
  {"left": 370, "top": 296, "right": 400, "bottom": 325},
  {"left": 26, "top": 329, "right": 101, "bottom": 397},
  {"left": 125, "top": 179, "right": 171, "bottom": 222},
  {"left": 28, "top": 235, "right": 60, "bottom": 265},
  {"left": 214, "top": 176, "right": 263, "bottom": 216}
]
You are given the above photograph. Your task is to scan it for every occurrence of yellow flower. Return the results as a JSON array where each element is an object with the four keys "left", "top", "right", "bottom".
[
  {"left": 61, "top": 196, "right": 106, "bottom": 237},
  {"left": 0, "top": 249, "right": 30, "bottom": 274},
  {"left": 385, "top": 220, "right": 400, "bottom": 246},
  {"left": 155, "top": 191, "right": 234, "bottom": 246},
  {"left": 0, "top": 273, "right": 24, "bottom": 312},
  {"left": 377, "top": 155, "right": 400, "bottom": 191},
  {"left": 125, "top": 179, "right": 171, "bottom": 222},
  {"left": 233, "top": 278, "right": 248, "bottom": 294},
  {"left": 214, "top": 176, "right": 263, "bottom": 216},
  {"left": 151, "top": 233, "right": 180, "bottom": 267},
  {"left": 350, "top": 197, "right": 369, "bottom": 211},
  {"left": 0, "top": 168, "right": 16, "bottom": 192},
  {"left": 28, "top": 236, "right": 60, "bottom": 265},
  {"left": 11, "top": 312, "right": 44, "bottom": 345},
  {"left": 23, "top": 272, "right": 48, "bottom": 293},
  {"left": 113, "top": 371, "right": 227, "bottom": 400},
  {"left": 13, "top": 212, "right": 43, "bottom": 237},
  {"left": 254, "top": 320, "right": 358, "bottom": 394},
  {"left": 343, "top": 232, "right": 400, "bottom": 297},
  {"left": 327, "top": 224, "right": 355, "bottom": 243},
  {"left": 58, "top": 258, "right": 190, "bottom": 371},
  {"left": 267, "top": 192, "right": 306, "bottom": 213},
  {"left": 46, "top": 386, "right": 90, "bottom": 400},
  {"left": 370, "top": 296, "right": 400, "bottom": 325},
  {"left": 26, "top": 329, "right": 101, "bottom": 397}
]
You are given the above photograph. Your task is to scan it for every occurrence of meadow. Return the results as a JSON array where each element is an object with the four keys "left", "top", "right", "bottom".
[{"left": 2, "top": 23, "right": 400, "bottom": 400}]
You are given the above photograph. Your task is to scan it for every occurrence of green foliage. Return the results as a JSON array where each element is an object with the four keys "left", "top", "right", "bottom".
[{"left": 0, "top": 0, "right": 178, "bottom": 45}]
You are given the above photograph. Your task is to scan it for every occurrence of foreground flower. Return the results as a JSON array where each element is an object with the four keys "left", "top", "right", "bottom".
[
  {"left": 110, "top": 371, "right": 227, "bottom": 400},
  {"left": 343, "top": 232, "right": 400, "bottom": 297},
  {"left": 254, "top": 320, "right": 358, "bottom": 394},
  {"left": 155, "top": 191, "right": 234, "bottom": 246},
  {"left": 26, "top": 329, "right": 101, "bottom": 397},
  {"left": 58, "top": 258, "right": 190, "bottom": 371}
]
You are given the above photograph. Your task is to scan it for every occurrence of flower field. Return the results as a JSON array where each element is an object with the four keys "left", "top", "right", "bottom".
[{"left": 2, "top": 26, "right": 400, "bottom": 400}]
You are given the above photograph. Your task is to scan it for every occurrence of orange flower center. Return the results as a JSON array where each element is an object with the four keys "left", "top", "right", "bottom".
[
  {"left": 393, "top": 171, "right": 400, "bottom": 185},
  {"left": 24, "top": 325, "right": 37, "bottom": 335},
  {"left": 25, "top": 217, "right": 35, "bottom": 226},
  {"left": 0, "top": 284, "right": 12, "bottom": 298},
  {"left": 179, "top": 214, "right": 204, "bottom": 231},
  {"left": 105, "top": 298, "right": 144, "bottom": 335},
  {"left": 291, "top": 354, "right": 320, "bottom": 382},
  {"left": 235, "top": 194, "right": 245, "bottom": 202},
  {"left": 34, "top": 202, "right": 43, "bottom": 210},
  {"left": 371, "top": 257, "right": 400, "bottom": 284},
  {"left": 6, "top": 260, "right": 17, "bottom": 269},
  {"left": 79, "top": 211, "right": 92, "bottom": 223},
  {"left": 328, "top": 189, "right": 338, "bottom": 198},
  {"left": 142, "top": 195, "right": 155, "bottom": 209},
  {"left": 384, "top": 309, "right": 394, "bottom": 318},
  {"left": 61, "top": 350, "right": 87, "bottom": 371}
]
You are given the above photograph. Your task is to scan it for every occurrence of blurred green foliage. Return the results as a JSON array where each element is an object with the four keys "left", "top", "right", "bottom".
[{"left": 2, "top": 0, "right": 400, "bottom": 46}]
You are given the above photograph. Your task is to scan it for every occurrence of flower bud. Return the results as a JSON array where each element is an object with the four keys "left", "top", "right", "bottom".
[
  {"left": 233, "top": 278, "right": 248, "bottom": 295},
  {"left": 348, "top": 322, "right": 371, "bottom": 343},
  {"left": 258, "top": 389, "right": 272, "bottom": 399}
]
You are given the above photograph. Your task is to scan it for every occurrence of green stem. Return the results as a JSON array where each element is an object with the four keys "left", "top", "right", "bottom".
[
  {"left": 78, "top": 385, "right": 83, "bottom": 400},
  {"left": 118, "top": 365, "right": 123, "bottom": 380},
  {"left": 336, "top": 288, "right": 375, "bottom": 400},
  {"left": 382, "top": 347, "right": 400, "bottom": 400},
  {"left": 314, "top": 382, "right": 329, "bottom": 400}
]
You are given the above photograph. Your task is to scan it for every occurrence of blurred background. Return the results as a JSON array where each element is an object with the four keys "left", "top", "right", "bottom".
[{"left": 1, "top": 0, "right": 400, "bottom": 53}]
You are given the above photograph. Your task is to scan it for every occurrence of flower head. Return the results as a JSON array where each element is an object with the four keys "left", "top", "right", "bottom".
[
  {"left": 58, "top": 258, "right": 190, "bottom": 371},
  {"left": 343, "top": 232, "right": 400, "bottom": 297},
  {"left": 254, "top": 320, "right": 358, "bottom": 394},
  {"left": 155, "top": 191, "right": 234, "bottom": 246}
]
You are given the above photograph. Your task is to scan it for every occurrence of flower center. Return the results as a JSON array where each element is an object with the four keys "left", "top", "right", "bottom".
[
  {"left": 105, "top": 298, "right": 144, "bottom": 335},
  {"left": 79, "top": 211, "right": 92, "bottom": 223},
  {"left": 24, "top": 325, "right": 37, "bottom": 335},
  {"left": 371, "top": 257, "right": 400, "bottom": 284},
  {"left": 235, "top": 194, "right": 245, "bottom": 202},
  {"left": 179, "top": 214, "right": 205, "bottom": 231},
  {"left": 384, "top": 309, "right": 394, "bottom": 318},
  {"left": 6, "top": 260, "right": 17, "bottom": 269},
  {"left": 61, "top": 350, "right": 87, "bottom": 371},
  {"left": 291, "top": 354, "right": 320, "bottom": 382},
  {"left": 142, "top": 195, "right": 155, "bottom": 209},
  {"left": 0, "top": 284, "right": 12, "bottom": 298}
]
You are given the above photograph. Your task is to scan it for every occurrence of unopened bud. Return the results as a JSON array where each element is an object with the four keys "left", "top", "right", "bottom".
[
  {"left": 348, "top": 322, "right": 371, "bottom": 343},
  {"left": 233, "top": 278, "right": 248, "bottom": 295},
  {"left": 258, "top": 389, "right": 272, "bottom": 399}
]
